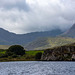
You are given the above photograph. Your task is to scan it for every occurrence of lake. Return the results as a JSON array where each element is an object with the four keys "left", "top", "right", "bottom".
[{"left": 0, "top": 61, "right": 75, "bottom": 75}]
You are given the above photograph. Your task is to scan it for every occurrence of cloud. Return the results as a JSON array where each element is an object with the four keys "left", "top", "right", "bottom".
[
  {"left": 0, "top": 0, "right": 29, "bottom": 10},
  {"left": 0, "top": 0, "right": 75, "bottom": 34}
]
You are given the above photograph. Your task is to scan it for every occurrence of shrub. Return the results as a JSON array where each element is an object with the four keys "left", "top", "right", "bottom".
[
  {"left": 35, "top": 52, "right": 42, "bottom": 60},
  {"left": 5, "top": 51, "right": 14, "bottom": 56},
  {"left": 11, "top": 54, "right": 18, "bottom": 58},
  {"left": 6, "top": 45, "right": 25, "bottom": 56}
]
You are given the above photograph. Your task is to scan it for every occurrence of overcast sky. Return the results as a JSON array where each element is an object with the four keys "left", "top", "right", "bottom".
[{"left": 0, "top": 0, "right": 75, "bottom": 34}]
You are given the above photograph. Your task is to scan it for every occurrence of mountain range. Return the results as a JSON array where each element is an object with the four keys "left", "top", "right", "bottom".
[
  {"left": 25, "top": 23, "right": 75, "bottom": 50},
  {"left": 0, "top": 23, "right": 75, "bottom": 50},
  {"left": 0, "top": 28, "right": 63, "bottom": 45}
]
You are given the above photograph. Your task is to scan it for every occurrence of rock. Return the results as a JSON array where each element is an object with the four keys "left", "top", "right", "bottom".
[
  {"left": 41, "top": 45, "right": 75, "bottom": 61},
  {"left": 72, "top": 54, "right": 75, "bottom": 60}
]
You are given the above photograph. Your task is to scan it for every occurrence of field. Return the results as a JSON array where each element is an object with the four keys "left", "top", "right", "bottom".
[{"left": 25, "top": 50, "right": 44, "bottom": 56}]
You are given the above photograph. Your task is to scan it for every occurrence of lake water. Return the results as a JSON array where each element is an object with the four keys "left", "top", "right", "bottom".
[{"left": 0, "top": 61, "right": 75, "bottom": 75}]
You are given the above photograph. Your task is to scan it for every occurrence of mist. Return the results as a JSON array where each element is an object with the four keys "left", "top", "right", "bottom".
[{"left": 0, "top": 0, "right": 75, "bottom": 34}]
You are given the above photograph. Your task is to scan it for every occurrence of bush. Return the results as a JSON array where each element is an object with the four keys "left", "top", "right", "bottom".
[
  {"left": 5, "top": 51, "right": 14, "bottom": 56},
  {"left": 35, "top": 52, "right": 42, "bottom": 60},
  {"left": 6, "top": 45, "right": 25, "bottom": 56},
  {"left": 11, "top": 54, "right": 18, "bottom": 58}
]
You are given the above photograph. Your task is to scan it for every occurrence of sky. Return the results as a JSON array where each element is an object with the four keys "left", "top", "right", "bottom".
[{"left": 0, "top": 0, "right": 75, "bottom": 34}]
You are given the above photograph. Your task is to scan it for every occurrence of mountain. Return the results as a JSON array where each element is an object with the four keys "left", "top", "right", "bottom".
[
  {"left": 0, "top": 28, "right": 63, "bottom": 45},
  {"left": 25, "top": 37, "right": 75, "bottom": 50},
  {"left": 61, "top": 23, "right": 75, "bottom": 37},
  {"left": 25, "top": 23, "right": 75, "bottom": 50}
]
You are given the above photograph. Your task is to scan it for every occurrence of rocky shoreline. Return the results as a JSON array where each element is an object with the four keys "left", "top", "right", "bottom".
[{"left": 41, "top": 44, "right": 75, "bottom": 61}]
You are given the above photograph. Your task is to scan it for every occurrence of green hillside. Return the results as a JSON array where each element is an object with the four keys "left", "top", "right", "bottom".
[{"left": 25, "top": 37, "right": 75, "bottom": 50}]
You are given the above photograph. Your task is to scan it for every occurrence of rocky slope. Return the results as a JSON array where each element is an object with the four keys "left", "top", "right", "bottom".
[
  {"left": 41, "top": 43, "right": 75, "bottom": 61},
  {"left": 61, "top": 23, "right": 75, "bottom": 37},
  {"left": 25, "top": 37, "right": 75, "bottom": 50}
]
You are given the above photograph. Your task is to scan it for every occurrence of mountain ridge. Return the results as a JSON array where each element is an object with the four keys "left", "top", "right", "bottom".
[
  {"left": 0, "top": 28, "right": 63, "bottom": 45},
  {"left": 61, "top": 23, "right": 75, "bottom": 37}
]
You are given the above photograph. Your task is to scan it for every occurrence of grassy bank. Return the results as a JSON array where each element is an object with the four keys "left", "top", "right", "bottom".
[{"left": 0, "top": 49, "right": 44, "bottom": 62}]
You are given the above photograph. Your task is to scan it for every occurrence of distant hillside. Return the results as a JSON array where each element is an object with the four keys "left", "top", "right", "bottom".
[
  {"left": 0, "top": 45, "right": 10, "bottom": 49},
  {"left": 61, "top": 23, "right": 75, "bottom": 37},
  {"left": 0, "top": 28, "right": 63, "bottom": 45},
  {"left": 25, "top": 37, "right": 75, "bottom": 50}
]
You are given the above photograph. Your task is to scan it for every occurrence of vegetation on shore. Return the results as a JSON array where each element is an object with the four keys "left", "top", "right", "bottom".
[
  {"left": 0, "top": 45, "right": 44, "bottom": 62},
  {"left": 0, "top": 43, "right": 75, "bottom": 62}
]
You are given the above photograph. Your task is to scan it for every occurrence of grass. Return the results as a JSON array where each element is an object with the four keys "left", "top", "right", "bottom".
[
  {"left": 25, "top": 50, "right": 44, "bottom": 56},
  {"left": 0, "top": 49, "right": 6, "bottom": 54}
]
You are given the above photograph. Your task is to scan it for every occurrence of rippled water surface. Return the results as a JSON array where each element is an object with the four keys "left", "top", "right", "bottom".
[{"left": 0, "top": 61, "right": 75, "bottom": 75}]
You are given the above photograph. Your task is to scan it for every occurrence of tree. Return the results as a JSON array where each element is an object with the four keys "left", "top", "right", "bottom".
[
  {"left": 35, "top": 52, "right": 42, "bottom": 60},
  {"left": 6, "top": 45, "right": 25, "bottom": 56}
]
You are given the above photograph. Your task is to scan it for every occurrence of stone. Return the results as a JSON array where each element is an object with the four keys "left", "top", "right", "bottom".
[{"left": 41, "top": 45, "right": 75, "bottom": 61}]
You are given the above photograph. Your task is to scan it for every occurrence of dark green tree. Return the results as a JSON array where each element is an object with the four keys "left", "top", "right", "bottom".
[{"left": 6, "top": 45, "right": 25, "bottom": 56}]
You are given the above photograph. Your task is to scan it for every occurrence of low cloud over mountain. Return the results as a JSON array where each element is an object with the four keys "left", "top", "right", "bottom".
[{"left": 0, "top": 0, "right": 75, "bottom": 34}]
